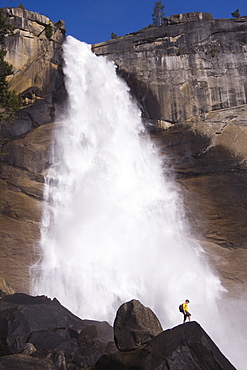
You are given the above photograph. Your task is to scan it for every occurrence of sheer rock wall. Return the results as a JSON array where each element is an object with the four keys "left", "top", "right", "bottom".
[
  {"left": 0, "top": 7, "right": 65, "bottom": 292},
  {"left": 93, "top": 12, "right": 247, "bottom": 124}
]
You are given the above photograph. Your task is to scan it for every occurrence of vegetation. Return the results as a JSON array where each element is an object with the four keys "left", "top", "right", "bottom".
[
  {"left": 152, "top": 1, "right": 165, "bottom": 26},
  {"left": 231, "top": 9, "right": 240, "bottom": 18},
  {"left": 45, "top": 23, "right": 53, "bottom": 39},
  {"left": 111, "top": 32, "right": 118, "bottom": 39},
  {"left": 205, "top": 45, "right": 218, "bottom": 57},
  {"left": 0, "top": 10, "right": 13, "bottom": 43},
  {"left": 18, "top": 3, "right": 25, "bottom": 10},
  {"left": 0, "top": 11, "right": 21, "bottom": 123}
]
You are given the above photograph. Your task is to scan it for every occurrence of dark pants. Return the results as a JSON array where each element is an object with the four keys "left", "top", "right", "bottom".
[{"left": 183, "top": 311, "right": 191, "bottom": 321}]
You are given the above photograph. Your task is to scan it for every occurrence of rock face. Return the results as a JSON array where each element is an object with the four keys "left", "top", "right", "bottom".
[
  {"left": 0, "top": 7, "right": 65, "bottom": 293},
  {"left": 92, "top": 12, "right": 247, "bottom": 295},
  {"left": 0, "top": 122, "right": 56, "bottom": 293},
  {"left": 113, "top": 299, "right": 163, "bottom": 351}
]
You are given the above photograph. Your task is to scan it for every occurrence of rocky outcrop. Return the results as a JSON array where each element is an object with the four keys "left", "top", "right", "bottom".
[
  {"left": 1, "top": 7, "right": 66, "bottom": 138},
  {"left": 0, "top": 295, "right": 235, "bottom": 370},
  {"left": 113, "top": 299, "right": 163, "bottom": 351},
  {"left": 96, "top": 321, "right": 236, "bottom": 370},
  {"left": 96, "top": 299, "right": 235, "bottom": 370}
]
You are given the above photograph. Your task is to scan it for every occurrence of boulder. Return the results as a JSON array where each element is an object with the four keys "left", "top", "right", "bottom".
[
  {"left": 113, "top": 299, "right": 163, "bottom": 351},
  {"left": 95, "top": 321, "right": 236, "bottom": 370},
  {"left": 0, "top": 293, "right": 116, "bottom": 368}
]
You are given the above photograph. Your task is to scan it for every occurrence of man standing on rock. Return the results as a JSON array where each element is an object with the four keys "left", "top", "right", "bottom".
[{"left": 182, "top": 299, "right": 191, "bottom": 323}]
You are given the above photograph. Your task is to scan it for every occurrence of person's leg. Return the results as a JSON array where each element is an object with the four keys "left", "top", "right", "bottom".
[{"left": 183, "top": 313, "right": 187, "bottom": 323}]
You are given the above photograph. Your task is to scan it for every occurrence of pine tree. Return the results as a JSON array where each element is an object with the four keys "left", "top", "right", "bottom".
[
  {"left": 231, "top": 9, "right": 240, "bottom": 18},
  {"left": 152, "top": 1, "right": 165, "bottom": 27}
]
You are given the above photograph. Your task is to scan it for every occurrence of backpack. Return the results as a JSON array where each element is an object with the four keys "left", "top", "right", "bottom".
[{"left": 179, "top": 304, "right": 184, "bottom": 313}]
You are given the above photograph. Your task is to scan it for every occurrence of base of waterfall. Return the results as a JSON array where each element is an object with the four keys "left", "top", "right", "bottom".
[{"left": 0, "top": 294, "right": 235, "bottom": 370}]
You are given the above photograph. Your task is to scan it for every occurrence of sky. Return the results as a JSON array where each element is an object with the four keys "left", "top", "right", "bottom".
[{"left": 0, "top": 0, "right": 247, "bottom": 44}]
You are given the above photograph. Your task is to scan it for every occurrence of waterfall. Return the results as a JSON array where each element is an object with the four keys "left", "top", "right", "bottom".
[{"left": 31, "top": 36, "right": 244, "bottom": 368}]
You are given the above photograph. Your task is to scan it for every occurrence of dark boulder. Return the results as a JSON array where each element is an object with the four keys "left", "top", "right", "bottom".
[
  {"left": 96, "top": 321, "right": 236, "bottom": 370},
  {"left": 0, "top": 293, "right": 116, "bottom": 368},
  {"left": 113, "top": 299, "right": 163, "bottom": 351}
]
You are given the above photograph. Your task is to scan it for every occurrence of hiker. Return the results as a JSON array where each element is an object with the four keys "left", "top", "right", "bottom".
[{"left": 182, "top": 299, "right": 191, "bottom": 323}]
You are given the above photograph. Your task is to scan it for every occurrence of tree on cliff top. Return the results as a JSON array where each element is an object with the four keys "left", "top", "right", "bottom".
[
  {"left": 231, "top": 9, "right": 240, "bottom": 18},
  {"left": 152, "top": 1, "right": 165, "bottom": 26}
]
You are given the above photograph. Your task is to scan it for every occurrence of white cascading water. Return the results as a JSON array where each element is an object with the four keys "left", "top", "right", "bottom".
[{"left": 31, "top": 36, "right": 246, "bottom": 369}]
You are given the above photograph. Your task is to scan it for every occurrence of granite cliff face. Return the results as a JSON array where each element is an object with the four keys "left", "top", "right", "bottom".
[
  {"left": 93, "top": 12, "right": 247, "bottom": 296},
  {"left": 0, "top": 9, "right": 247, "bottom": 298},
  {"left": 93, "top": 12, "right": 247, "bottom": 124},
  {"left": 0, "top": 7, "right": 65, "bottom": 292}
]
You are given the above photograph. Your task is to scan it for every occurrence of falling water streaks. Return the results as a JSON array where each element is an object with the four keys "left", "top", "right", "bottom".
[{"left": 30, "top": 35, "right": 245, "bottom": 370}]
